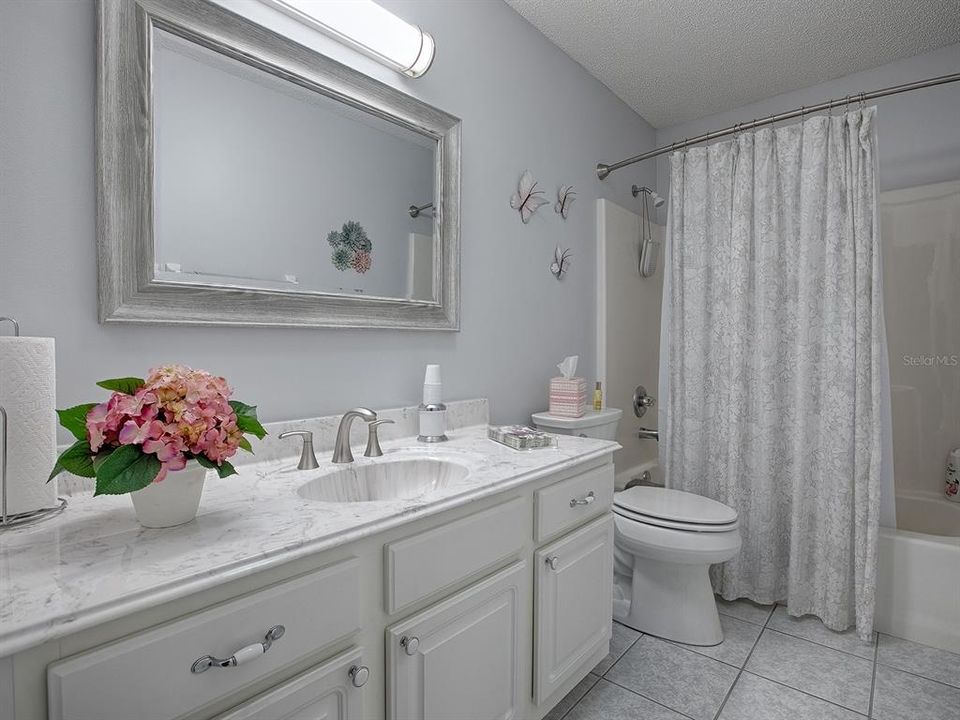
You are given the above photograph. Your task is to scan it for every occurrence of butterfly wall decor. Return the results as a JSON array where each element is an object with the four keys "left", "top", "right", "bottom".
[
  {"left": 510, "top": 170, "right": 549, "bottom": 224},
  {"left": 555, "top": 185, "right": 576, "bottom": 219},
  {"left": 550, "top": 246, "right": 572, "bottom": 279}
]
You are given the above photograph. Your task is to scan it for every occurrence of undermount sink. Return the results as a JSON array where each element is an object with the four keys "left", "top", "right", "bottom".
[{"left": 297, "top": 457, "right": 471, "bottom": 503}]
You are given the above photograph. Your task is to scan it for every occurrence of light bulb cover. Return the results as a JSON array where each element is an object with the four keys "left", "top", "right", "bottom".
[{"left": 261, "top": 0, "right": 435, "bottom": 78}]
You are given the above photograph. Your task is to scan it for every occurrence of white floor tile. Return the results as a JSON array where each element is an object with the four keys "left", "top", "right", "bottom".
[
  {"left": 673, "top": 613, "right": 763, "bottom": 667},
  {"left": 718, "top": 672, "right": 866, "bottom": 720},
  {"left": 745, "top": 629, "right": 873, "bottom": 714},
  {"left": 878, "top": 634, "right": 960, "bottom": 688},
  {"left": 606, "top": 635, "right": 738, "bottom": 720},
  {"left": 766, "top": 606, "right": 876, "bottom": 659}
]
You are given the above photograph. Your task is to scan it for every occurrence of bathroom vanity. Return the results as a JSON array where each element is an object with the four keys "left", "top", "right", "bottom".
[{"left": 0, "top": 401, "right": 617, "bottom": 720}]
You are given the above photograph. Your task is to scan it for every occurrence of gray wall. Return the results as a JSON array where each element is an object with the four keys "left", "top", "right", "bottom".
[
  {"left": 655, "top": 43, "right": 960, "bottom": 197},
  {"left": 0, "top": 0, "right": 656, "bottom": 426}
]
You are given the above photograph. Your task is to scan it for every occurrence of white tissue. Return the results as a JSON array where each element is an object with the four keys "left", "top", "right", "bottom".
[
  {"left": 557, "top": 355, "right": 579, "bottom": 379},
  {"left": 0, "top": 337, "right": 58, "bottom": 516}
]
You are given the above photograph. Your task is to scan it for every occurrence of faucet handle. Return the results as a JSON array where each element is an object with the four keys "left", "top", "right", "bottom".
[
  {"left": 278, "top": 430, "right": 320, "bottom": 470},
  {"left": 364, "top": 419, "right": 395, "bottom": 458}
]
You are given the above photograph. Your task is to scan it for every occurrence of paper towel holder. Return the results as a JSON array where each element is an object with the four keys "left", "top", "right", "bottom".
[
  {"left": 0, "top": 405, "right": 68, "bottom": 530},
  {"left": 0, "top": 317, "right": 20, "bottom": 337},
  {"left": 0, "top": 317, "right": 69, "bottom": 530}
]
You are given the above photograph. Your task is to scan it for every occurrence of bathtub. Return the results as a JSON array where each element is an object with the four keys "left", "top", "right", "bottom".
[
  {"left": 875, "top": 491, "right": 960, "bottom": 653},
  {"left": 619, "top": 462, "right": 960, "bottom": 652}
]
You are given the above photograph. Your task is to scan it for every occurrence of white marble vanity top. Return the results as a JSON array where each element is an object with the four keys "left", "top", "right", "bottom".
[{"left": 0, "top": 401, "right": 617, "bottom": 658}]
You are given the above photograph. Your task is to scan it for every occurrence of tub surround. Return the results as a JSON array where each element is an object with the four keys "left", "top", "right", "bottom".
[{"left": 0, "top": 399, "right": 617, "bottom": 659}]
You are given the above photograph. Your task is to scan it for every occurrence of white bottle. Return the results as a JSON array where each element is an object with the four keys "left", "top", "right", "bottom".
[{"left": 418, "top": 364, "right": 448, "bottom": 443}]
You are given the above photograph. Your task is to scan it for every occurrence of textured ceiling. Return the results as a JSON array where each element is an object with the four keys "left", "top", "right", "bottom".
[{"left": 505, "top": 0, "right": 960, "bottom": 128}]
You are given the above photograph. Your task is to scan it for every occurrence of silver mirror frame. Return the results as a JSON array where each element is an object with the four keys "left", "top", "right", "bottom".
[{"left": 97, "top": 0, "right": 460, "bottom": 330}]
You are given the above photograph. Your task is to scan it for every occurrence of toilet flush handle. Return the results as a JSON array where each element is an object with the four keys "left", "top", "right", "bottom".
[{"left": 546, "top": 556, "right": 560, "bottom": 571}]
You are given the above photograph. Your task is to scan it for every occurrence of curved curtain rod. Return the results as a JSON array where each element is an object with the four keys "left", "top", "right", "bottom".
[{"left": 596, "top": 71, "right": 960, "bottom": 180}]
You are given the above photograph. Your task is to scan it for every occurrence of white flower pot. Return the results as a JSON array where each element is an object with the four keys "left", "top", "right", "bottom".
[{"left": 130, "top": 462, "right": 207, "bottom": 528}]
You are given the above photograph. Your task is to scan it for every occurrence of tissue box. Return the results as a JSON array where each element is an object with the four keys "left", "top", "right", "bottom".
[{"left": 549, "top": 377, "right": 587, "bottom": 418}]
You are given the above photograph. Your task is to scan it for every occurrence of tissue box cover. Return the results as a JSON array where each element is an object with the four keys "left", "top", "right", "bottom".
[{"left": 549, "top": 377, "right": 587, "bottom": 418}]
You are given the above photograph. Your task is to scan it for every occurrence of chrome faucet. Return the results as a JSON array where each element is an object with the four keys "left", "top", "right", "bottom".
[
  {"left": 332, "top": 408, "right": 378, "bottom": 463},
  {"left": 364, "top": 419, "right": 395, "bottom": 458},
  {"left": 278, "top": 430, "right": 319, "bottom": 470}
]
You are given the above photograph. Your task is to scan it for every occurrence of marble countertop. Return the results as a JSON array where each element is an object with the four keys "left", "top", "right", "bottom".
[{"left": 0, "top": 422, "right": 617, "bottom": 658}]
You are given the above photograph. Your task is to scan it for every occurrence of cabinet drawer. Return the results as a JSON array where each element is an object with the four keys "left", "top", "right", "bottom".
[
  {"left": 48, "top": 559, "right": 361, "bottom": 720},
  {"left": 215, "top": 647, "right": 366, "bottom": 720},
  {"left": 534, "top": 515, "right": 613, "bottom": 704},
  {"left": 385, "top": 497, "right": 525, "bottom": 614},
  {"left": 535, "top": 464, "right": 613, "bottom": 542}
]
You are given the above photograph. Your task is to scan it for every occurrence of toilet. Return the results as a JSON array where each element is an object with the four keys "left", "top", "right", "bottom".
[
  {"left": 532, "top": 408, "right": 740, "bottom": 646},
  {"left": 612, "top": 486, "right": 741, "bottom": 646},
  {"left": 530, "top": 407, "right": 622, "bottom": 440}
]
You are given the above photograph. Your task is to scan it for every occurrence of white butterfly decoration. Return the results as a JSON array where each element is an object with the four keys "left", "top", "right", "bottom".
[
  {"left": 550, "top": 246, "right": 572, "bottom": 279},
  {"left": 510, "top": 170, "right": 549, "bottom": 224},
  {"left": 555, "top": 185, "right": 576, "bottom": 219}
]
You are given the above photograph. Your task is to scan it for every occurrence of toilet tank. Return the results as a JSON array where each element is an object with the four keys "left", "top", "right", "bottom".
[{"left": 531, "top": 408, "right": 622, "bottom": 440}]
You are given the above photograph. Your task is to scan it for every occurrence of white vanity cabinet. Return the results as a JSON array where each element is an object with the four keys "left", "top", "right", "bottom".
[
  {"left": 385, "top": 562, "right": 525, "bottom": 720},
  {"left": 214, "top": 648, "right": 367, "bottom": 720},
  {"left": 16, "top": 454, "right": 616, "bottom": 720},
  {"left": 533, "top": 515, "right": 614, "bottom": 704}
]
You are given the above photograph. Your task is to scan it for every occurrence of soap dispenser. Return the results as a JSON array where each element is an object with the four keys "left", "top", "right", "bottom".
[{"left": 418, "top": 364, "right": 448, "bottom": 443}]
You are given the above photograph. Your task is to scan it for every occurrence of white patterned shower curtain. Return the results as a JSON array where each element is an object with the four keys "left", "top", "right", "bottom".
[{"left": 658, "top": 108, "right": 894, "bottom": 639}]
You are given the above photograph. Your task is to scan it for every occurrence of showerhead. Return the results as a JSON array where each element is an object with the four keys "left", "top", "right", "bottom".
[{"left": 631, "top": 185, "right": 665, "bottom": 208}]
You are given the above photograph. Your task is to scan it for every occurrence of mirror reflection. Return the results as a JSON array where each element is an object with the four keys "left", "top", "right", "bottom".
[{"left": 152, "top": 29, "right": 437, "bottom": 301}]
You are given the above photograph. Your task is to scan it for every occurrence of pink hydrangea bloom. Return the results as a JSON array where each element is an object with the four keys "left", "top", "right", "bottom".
[{"left": 86, "top": 365, "right": 245, "bottom": 483}]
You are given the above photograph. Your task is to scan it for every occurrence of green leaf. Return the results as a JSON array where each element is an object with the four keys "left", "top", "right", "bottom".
[
  {"left": 96, "top": 377, "right": 145, "bottom": 394},
  {"left": 194, "top": 455, "right": 237, "bottom": 478},
  {"left": 93, "top": 445, "right": 161, "bottom": 496},
  {"left": 48, "top": 440, "right": 96, "bottom": 481},
  {"left": 229, "top": 400, "right": 267, "bottom": 440},
  {"left": 214, "top": 460, "right": 237, "bottom": 479},
  {"left": 56, "top": 404, "right": 96, "bottom": 441},
  {"left": 238, "top": 436, "right": 253, "bottom": 453}
]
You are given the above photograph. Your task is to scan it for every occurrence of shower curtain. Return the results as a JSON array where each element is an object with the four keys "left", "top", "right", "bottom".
[{"left": 658, "top": 108, "right": 893, "bottom": 639}]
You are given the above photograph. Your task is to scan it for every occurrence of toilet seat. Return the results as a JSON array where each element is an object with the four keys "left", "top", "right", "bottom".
[
  {"left": 613, "top": 486, "right": 737, "bottom": 531},
  {"left": 613, "top": 504, "right": 738, "bottom": 533}
]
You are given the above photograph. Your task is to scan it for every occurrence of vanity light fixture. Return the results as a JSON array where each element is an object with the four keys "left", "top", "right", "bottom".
[{"left": 261, "top": 0, "right": 435, "bottom": 78}]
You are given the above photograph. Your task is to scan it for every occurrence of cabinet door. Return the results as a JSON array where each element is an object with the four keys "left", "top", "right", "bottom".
[
  {"left": 534, "top": 514, "right": 613, "bottom": 704},
  {"left": 386, "top": 562, "right": 525, "bottom": 720},
  {"left": 216, "top": 647, "right": 366, "bottom": 720}
]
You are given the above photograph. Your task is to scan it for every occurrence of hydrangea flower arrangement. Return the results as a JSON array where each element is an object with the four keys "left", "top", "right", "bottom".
[{"left": 48, "top": 365, "right": 266, "bottom": 496}]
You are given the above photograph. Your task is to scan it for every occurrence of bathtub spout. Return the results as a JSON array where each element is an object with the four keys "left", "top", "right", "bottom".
[{"left": 638, "top": 428, "right": 659, "bottom": 441}]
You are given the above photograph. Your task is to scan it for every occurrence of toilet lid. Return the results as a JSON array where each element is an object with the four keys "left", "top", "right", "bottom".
[
  {"left": 614, "top": 486, "right": 737, "bottom": 526},
  {"left": 613, "top": 504, "right": 739, "bottom": 533}
]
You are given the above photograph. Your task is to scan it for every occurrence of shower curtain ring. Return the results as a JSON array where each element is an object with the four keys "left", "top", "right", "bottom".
[{"left": 859, "top": 91, "right": 866, "bottom": 109}]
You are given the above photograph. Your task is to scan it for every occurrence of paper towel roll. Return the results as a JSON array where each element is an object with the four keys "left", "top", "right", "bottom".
[{"left": 0, "top": 337, "right": 58, "bottom": 516}]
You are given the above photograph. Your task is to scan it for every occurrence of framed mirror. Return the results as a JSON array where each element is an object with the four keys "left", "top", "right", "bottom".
[{"left": 97, "top": 0, "right": 460, "bottom": 329}]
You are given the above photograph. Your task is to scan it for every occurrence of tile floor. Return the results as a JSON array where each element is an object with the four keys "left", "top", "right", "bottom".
[{"left": 545, "top": 598, "right": 960, "bottom": 720}]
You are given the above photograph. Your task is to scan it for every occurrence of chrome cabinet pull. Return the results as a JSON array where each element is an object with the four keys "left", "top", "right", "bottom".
[
  {"left": 191, "top": 625, "right": 285, "bottom": 674},
  {"left": 348, "top": 665, "right": 370, "bottom": 687},
  {"left": 546, "top": 555, "right": 560, "bottom": 571},
  {"left": 400, "top": 635, "right": 420, "bottom": 655},
  {"left": 570, "top": 491, "right": 595, "bottom": 507}
]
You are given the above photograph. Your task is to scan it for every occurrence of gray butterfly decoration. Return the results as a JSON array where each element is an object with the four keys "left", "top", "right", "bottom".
[
  {"left": 510, "top": 170, "right": 549, "bottom": 224},
  {"left": 550, "top": 246, "right": 572, "bottom": 279}
]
